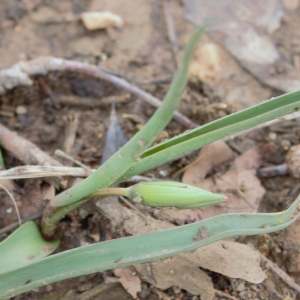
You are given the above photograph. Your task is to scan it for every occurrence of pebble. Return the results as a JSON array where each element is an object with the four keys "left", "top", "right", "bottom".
[
  {"left": 15, "top": 105, "right": 27, "bottom": 114},
  {"left": 80, "top": 11, "right": 123, "bottom": 30},
  {"left": 6, "top": 3, "right": 24, "bottom": 21},
  {"left": 236, "top": 282, "right": 246, "bottom": 292}
]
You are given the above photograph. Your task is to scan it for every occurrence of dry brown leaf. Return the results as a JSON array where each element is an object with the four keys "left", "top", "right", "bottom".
[
  {"left": 189, "top": 42, "right": 271, "bottom": 111},
  {"left": 192, "top": 240, "right": 266, "bottom": 283},
  {"left": 136, "top": 240, "right": 265, "bottom": 298},
  {"left": 114, "top": 266, "right": 141, "bottom": 299},
  {"left": 182, "top": 140, "right": 234, "bottom": 184},
  {"left": 135, "top": 256, "right": 215, "bottom": 299}
]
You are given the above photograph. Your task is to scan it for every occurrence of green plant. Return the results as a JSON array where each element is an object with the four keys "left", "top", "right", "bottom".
[{"left": 1, "top": 25, "right": 300, "bottom": 299}]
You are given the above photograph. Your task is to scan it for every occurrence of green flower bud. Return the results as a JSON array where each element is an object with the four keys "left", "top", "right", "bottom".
[{"left": 127, "top": 181, "right": 227, "bottom": 209}]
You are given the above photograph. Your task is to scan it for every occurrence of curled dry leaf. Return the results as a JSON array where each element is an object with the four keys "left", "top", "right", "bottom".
[
  {"left": 182, "top": 140, "right": 234, "bottom": 183},
  {"left": 114, "top": 266, "right": 141, "bottom": 299},
  {"left": 135, "top": 257, "right": 215, "bottom": 299}
]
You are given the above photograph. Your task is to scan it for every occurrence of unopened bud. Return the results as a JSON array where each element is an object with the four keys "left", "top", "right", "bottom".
[{"left": 128, "top": 181, "right": 226, "bottom": 209}]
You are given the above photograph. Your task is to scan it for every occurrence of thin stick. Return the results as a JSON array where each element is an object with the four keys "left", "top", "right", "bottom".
[
  {"left": 261, "top": 282, "right": 284, "bottom": 299},
  {"left": 0, "top": 165, "right": 160, "bottom": 182},
  {"left": 0, "top": 165, "right": 91, "bottom": 179},
  {"left": 0, "top": 212, "right": 42, "bottom": 236},
  {"left": 54, "top": 150, "right": 93, "bottom": 173},
  {"left": 119, "top": 196, "right": 148, "bottom": 223},
  {"left": 64, "top": 60, "right": 198, "bottom": 129},
  {"left": 0, "top": 57, "right": 198, "bottom": 129},
  {"left": 38, "top": 77, "right": 60, "bottom": 109},
  {"left": 0, "top": 183, "right": 21, "bottom": 226},
  {"left": 259, "top": 252, "right": 300, "bottom": 293},
  {"left": 0, "top": 123, "right": 62, "bottom": 167}
]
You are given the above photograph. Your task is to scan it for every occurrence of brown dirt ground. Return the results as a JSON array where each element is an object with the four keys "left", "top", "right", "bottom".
[{"left": 1, "top": 0, "right": 300, "bottom": 299}]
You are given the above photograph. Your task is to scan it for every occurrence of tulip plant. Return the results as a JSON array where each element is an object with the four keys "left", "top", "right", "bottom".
[{"left": 1, "top": 25, "right": 300, "bottom": 299}]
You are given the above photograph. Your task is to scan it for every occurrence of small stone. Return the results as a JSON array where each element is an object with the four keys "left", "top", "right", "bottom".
[
  {"left": 268, "top": 132, "right": 276, "bottom": 140},
  {"left": 80, "top": 11, "right": 123, "bottom": 30},
  {"left": 286, "top": 145, "right": 300, "bottom": 178},
  {"left": 281, "top": 139, "right": 291, "bottom": 151},
  {"left": 6, "top": 3, "right": 24, "bottom": 21},
  {"left": 15, "top": 105, "right": 27, "bottom": 114},
  {"left": 236, "top": 282, "right": 246, "bottom": 292}
]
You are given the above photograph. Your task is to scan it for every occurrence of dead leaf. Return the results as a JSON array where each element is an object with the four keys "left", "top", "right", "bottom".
[
  {"left": 182, "top": 140, "right": 234, "bottom": 183},
  {"left": 189, "top": 42, "right": 271, "bottom": 111},
  {"left": 135, "top": 257, "right": 215, "bottom": 299},
  {"left": 114, "top": 266, "right": 141, "bottom": 298},
  {"left": 136, "top": 240, "right": 265, "bottom": 298},
  {"left": 192, "top": 240, "right": 266, "bottom": 283},
  {"left": 185, "top": 0, "right": 300, "bottom": 93}
]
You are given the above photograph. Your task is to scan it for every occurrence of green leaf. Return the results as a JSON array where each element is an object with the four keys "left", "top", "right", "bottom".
[
  {"left": 118, "top": 91, "right": 300, "bottom": 182},
  {"left": 0, "top": 195, "right": 299, "bottom": 299},
  {"left": 51, "top": 25, "right": 207, "bottom": 208},
  {"left": 0, "top": 222, "right": 59, "bottom": 275}
]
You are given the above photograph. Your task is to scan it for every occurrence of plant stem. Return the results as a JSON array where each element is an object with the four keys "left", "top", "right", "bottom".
[
  {"left": 51, "top": 26, "right": 206, "bottom": 208},
  {"left": 42, "top": 187, "right": 129, "bottom": 238}
]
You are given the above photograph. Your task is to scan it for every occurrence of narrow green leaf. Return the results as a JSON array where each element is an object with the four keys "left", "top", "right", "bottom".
[
  {"left": 51, "top": 25, "right": 207, "bottom": 208},
  {"left": 0, "top": 222, "right": 59, "bottom": 275},
  {"left": 118, "top": 91, "right": 300, "bottom": 182},
  {"left": 0, "top": 195, "right": 299, "bottom": 299}
]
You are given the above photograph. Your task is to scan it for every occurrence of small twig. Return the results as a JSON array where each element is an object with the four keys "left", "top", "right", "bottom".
[
  {"left": 0, "top": 165, "right": 160, "bottom": 183},
  {"left": 0, "top": 165, "right": 91, "bottom": 179},
  {"left": 99, "top": 66, "right": 172, "bottom": 85},
  {"left": 55, "top": 150, "right": 93, "bottom": 174},
  {"left": 257, "top": 164, "right": 289, "bottom": 177},
  {"left": 259, "top": 252, "right": 300, "bottom": 293},
  {"left": 119, "top": 196, "right": 148, "bottom": 223},
  {"left": 58, "top": 93, "right": 131, "bottom": 108},
  {"left": 214, "top": 289, "right": 238, "bottom": 300},
  {"left": 0, "top": 211, "right": 42, "bottom": 236},
  {"left": 0, "top": 123, "right": 62, "bottom": 167},
  {"left": 38, "top": 77, "right": 60, "bottom": 109},
  {"left": 261, "top": 282, "right": 284, "bottom": 299},
  {"left": 0, "top": 56, "right": 198, "bottom": 129},
  {"left": 163, "top": 0, "right": 179, "bottom": 68},
  {"left": 0, "top": 183, "right": 21, "bottom": 226}
]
